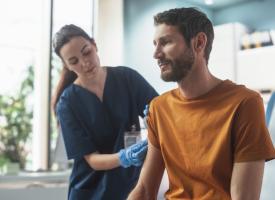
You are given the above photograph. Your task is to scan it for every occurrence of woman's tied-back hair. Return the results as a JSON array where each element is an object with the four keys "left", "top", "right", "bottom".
[
  {"left": 53, "top": 24, "right": 95, "bottom": 57},
  {"left": 154, "top": 7, "right": 214, "bottom": 64},
  {"left": 52, "top": 24, "right": 96, "bottom": 113}
]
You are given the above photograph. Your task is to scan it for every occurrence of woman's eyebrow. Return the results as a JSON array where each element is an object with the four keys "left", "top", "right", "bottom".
[{"left": 81, "top": 44, "right": 88, "bottom": 53}]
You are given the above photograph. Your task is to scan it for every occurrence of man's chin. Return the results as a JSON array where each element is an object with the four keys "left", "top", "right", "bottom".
[
  {"left": 161, "top": 72, "right": 185, "bottom": 82},
  {"left": 161, "top": 74, "right": 175, "bottom": 82}
]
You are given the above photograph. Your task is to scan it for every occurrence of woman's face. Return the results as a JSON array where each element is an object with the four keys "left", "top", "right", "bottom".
[{"left": 60, "top": 36, "right": 100, "bottom": 78}]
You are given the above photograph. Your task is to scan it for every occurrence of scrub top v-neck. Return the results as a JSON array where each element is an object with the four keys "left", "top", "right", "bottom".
[{"left": 56, "top": 66, "right": 158, "bottom": 200}]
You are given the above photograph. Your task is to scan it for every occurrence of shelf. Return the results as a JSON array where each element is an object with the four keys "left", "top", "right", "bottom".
[{"left": 238, "top": 45, "right": 275, "bottom": 55}]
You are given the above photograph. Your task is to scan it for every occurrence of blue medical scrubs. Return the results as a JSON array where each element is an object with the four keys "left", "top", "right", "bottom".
[{"left": 56, "top": 66, "right": 158, "bottom": 200}]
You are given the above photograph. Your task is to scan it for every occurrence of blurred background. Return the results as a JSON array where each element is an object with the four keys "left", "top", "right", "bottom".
[{"left": 0, "top": 0, "right": 274, "bottom": 199}]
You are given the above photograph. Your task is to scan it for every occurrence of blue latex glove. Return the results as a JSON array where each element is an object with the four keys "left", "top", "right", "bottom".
[
  {"left": 118, "top": 140, "right": 148, "bottom": 168},
  {"left": 143, "top": 104, "right": 149, "bottom": 128},
  {"left": 143, "top": 104, "right": 149, "bottom": 116}
]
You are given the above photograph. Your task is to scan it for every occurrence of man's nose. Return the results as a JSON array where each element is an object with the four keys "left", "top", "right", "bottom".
[{"left": 153, "top": 46, "right": 163, "bottom": 59}]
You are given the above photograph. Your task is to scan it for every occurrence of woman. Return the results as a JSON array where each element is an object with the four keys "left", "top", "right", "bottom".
[{"left": 52, "top": 24, "right": 158, "bottom": 200}]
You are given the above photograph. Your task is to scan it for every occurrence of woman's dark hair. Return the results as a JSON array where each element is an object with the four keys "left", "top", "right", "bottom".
[
  {"left": 52, "top": 24, "right": 95, "bottom": 112},
  {"left": 154, "top": 7, "right": 214, "bottom": 64},
  {"left": 53, "top": 24, "right": 95, "bottom": 56}
]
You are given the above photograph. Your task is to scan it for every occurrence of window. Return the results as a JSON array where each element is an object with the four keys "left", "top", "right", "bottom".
[
  {"left": 0, "top": 0, "right": 40, "bottom": 172},
  {"left": 0, "top": 0, "right": 94, "bottom": 173},
  {"left": 50, "top": 0, "right": 94, "bottom": 171}
]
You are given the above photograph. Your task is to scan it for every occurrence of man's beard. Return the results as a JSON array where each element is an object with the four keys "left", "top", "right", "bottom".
[{"left": 161, "top": 49, "right": 194, "bottom": 82}]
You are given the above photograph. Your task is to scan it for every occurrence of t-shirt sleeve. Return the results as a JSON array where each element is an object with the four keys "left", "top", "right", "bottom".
[
  {"left": 126, "top": 67, "right": 159, "bottom": 117},
  {"left": 56, "top": 98, "right": 97, "bottom": 160},
  {"left": 147, "top": 99, "right": 161, "bottom": 149},
  {"left": 232, "top": 94, "right": 275, "bottom": 162}
]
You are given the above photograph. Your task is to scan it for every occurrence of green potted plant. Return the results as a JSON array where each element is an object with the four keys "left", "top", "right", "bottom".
[{"left": 0, "top": 65, "right": 34, "bottom": 173}]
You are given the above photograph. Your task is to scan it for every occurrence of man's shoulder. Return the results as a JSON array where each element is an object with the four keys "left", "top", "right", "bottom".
[
  {"left": 151, "top": 89, "right": 177, "bottom": 104},
  {"left": 226, "top": 80, "right": 260, "bottom": 99},
  {"left": 221, "top": 80, "right": 262, "bottom": 106}
]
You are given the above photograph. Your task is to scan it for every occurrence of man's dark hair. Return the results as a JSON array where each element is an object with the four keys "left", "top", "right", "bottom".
[{"left": 154, "top": 7, "right": 214, "bottom": 63}]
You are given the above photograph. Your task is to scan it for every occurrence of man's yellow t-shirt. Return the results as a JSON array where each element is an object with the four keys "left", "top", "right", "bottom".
[{"left": 148, "top": 80, "right": 275, "bottom": 200}]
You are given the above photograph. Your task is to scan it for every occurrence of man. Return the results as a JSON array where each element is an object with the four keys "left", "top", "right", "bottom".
[{"left": 127, "top": 7, "right": 275, "bottom": 200}]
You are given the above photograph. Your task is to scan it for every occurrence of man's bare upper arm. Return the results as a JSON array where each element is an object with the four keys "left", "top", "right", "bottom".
[
  {"left": 230, "top": 160, "right": 265, "bottom": 200},
  {"left": 128, "top": 140, "right": 165, "bottom": 200}
]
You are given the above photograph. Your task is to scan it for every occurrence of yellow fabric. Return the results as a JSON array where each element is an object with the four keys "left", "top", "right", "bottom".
[{"left": 147, "top": 80, "right": 275, "bottom": 200}]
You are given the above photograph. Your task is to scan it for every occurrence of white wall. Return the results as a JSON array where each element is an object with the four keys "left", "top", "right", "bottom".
[{"left": 95, "top": 0, "right": 124, "bottom": 67}]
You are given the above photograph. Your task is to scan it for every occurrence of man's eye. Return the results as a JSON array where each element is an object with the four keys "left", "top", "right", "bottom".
[{"left": 160, "top": 40, "right": 169, "bottom": 46}]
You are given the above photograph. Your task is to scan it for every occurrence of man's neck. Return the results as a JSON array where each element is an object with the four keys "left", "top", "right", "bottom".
[{"left": 177, "top": 65, "right": 222, "bottom": 100}]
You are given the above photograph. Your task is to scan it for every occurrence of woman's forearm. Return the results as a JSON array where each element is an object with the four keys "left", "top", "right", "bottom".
[{"left": 84, "top": 152, "right": 121, "bottom": 170}]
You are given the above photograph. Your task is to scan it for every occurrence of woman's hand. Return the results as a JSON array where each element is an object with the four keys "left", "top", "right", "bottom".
[{"left": 118, "top": 140, "right": 148, "bottom": 168}]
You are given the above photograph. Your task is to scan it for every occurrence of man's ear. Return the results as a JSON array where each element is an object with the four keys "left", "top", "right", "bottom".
[{"left": 194, "top": 32, "right": 207, "bottom": 53}]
